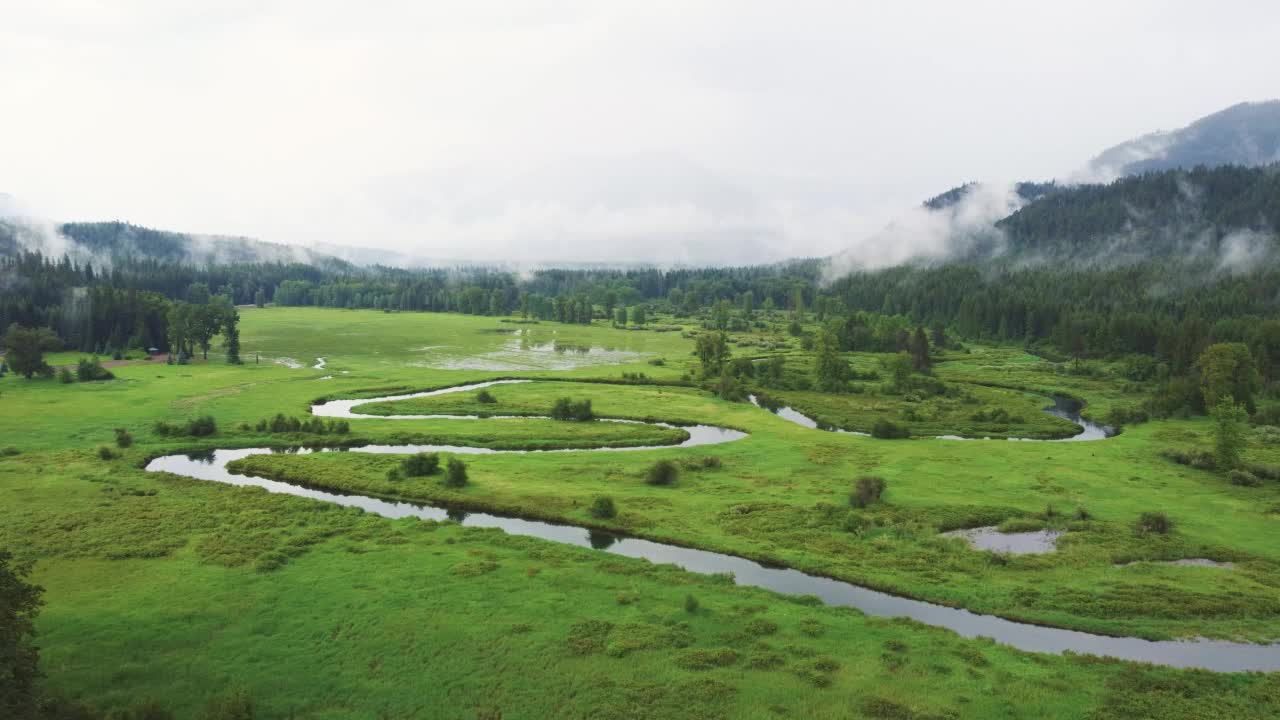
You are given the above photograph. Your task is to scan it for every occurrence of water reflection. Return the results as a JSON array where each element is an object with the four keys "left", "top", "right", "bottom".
[{"left": 588, "top": 529, "right": 618, "bottom": 550}]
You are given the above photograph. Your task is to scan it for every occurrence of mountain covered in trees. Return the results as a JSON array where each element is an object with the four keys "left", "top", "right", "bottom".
[
  {"left": 995, "top": 163, "right": 1280, "bottom": 263},
  {"left": 1088, "top": 100, "right": 1280, "bottom": 179},
  {"left": 0, "top": 219, "right": 353, "bottom": 270}
]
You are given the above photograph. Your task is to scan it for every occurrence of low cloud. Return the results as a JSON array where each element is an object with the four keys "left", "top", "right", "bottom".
[{"left": 822, "top": 182, "right": 1021, "bottom": 281}]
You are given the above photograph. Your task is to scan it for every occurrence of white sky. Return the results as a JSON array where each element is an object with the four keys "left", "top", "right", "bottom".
[{"left": 2, "top": 1, "right": 1278, "bottom": 264}]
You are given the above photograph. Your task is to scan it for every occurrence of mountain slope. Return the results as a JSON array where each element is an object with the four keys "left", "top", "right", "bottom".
[
  {"left": 996, "top": 163, "right": 1280, "bottom": 263},
  {"left": 0, "top": 218, "right": 354, "bottom": 269},
  {"left": 1088, "top": 100, "right": 1280, "bottom": 179}
]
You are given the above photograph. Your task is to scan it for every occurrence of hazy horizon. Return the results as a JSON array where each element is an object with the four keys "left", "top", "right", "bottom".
[{"left": 3, "top": 1, "right": 1279, "bottom": 265}]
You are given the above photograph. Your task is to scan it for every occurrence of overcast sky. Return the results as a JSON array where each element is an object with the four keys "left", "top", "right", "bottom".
[{"left": 2, "top": 1, "right": 1278, "bottom": 265}]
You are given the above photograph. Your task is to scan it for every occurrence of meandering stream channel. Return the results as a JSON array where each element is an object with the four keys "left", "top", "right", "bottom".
[{"left": 145, "top": 380, "right": 1279, "bottom": 671}]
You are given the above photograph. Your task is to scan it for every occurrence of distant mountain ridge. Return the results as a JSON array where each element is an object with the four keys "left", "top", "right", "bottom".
[
  {"left": 1088, "top": 100, "right": 1280, "bottom": 179},
  {"left": 0, "top": 218, "right": 357, "bottom": 269}
]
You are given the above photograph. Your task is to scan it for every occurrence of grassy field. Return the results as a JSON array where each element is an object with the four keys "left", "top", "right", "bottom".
[{"left": 3, "top": 306, "right": 1280, "bottom": 718}]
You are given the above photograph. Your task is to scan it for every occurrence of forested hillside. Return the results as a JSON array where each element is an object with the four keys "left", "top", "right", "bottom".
[{"left": 997, "top": 164, "right": 1280, "bottom": 259}]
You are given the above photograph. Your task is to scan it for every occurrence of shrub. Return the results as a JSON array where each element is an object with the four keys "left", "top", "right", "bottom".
[
  {"left": 841, "top": 512, "right": 871, "bottom": 534},
  {"left": 849, "top": 476, "right": 886, "bottom": 508},
  {"left": 590, "top": 496, "right": 617, "bottom": 519},
  {"left": 58, "top": 367, "right": 74, "bottom": 384},
  {"left": 401, "top": 452, "right": 440, "bottom": 477},
  {"left": 1075, "top": 505, "right": 1092, "bottom": 521},
  {"left": 1255, "top": 426, "right": 1280, "bottom": 445},
  {"left": 684, "top": 594, "right": 699, "bottom": 613},
  {"left": 475, "top": 389, "right": 497, "bottom": 404},
  {"left": 1161, "top": 447, "right": 1215, "bottom": 471},
  {"left": 645, "top": 460, "right": 679, "bottom": 486},
  {"left": 153, "top": 415, "right": 217, "bottom": 437},
  {"left": 870, "top": 418, "right": 910, "bottom": 439},
  {"left": 97, "top": 446, "right": 117, "bottom": 460},
  {"left": 385, "top": 468, "right": 402, "bottom": 482},
  {"left": 1106, "top": 405, "right": 1150, "bottom": 427},
  {"left": 0, "top": 447, "right": 19, "bottom": 457},
  {"left": 680, "top": 455, "right": 722, "bottom": 471},
  {"left": 445, "top": 458, "right": 468, "bottom": 487},
  {"left": 76, "top": 356, "right": 114, "bottom": 381},
  {"left": 550, "top": 397, "right": 594, "bottom": 421},
  {"left": 114, "top": 428, "right": 133, "bottom": 448},
  {"left": 1245, "top": 462, "right": 1280, "bottom": 482},
  {"left": 187, "top": 415, "right": 217, "bottom": 437},
  {"left": 1229, "top": 469, "right": 1262, "bottom": 487},
  {"left": 1136, "top": 511, "right": 1173, "bottom": 535}
]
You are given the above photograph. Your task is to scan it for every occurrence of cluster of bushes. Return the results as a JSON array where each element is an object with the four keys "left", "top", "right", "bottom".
[
  {"left": 849, "top": 476, "right": 887, "bottom": 508},
  {"left": 711, "top": 372, "right": 747, "bottom": 401},
  {"left": 1229, "top": 469, "right": 1263, "bottom": 487},
  {"left": 550, "top": 397, "right": 594, "bottom": 421},
  {"left": 58, "top": 357, "right": 116, "bottom": 384},
  {"left": 679, "top": 455, "right": 722, "bottom": 471},
  {"left": 618, "top": 372, "right": 654, "bottom": 384},
  {"left": 646, "top": 357, "right": 665, "bottom": 366},
  {"left": 870, "top": 418, "right": 910, "bottom": 439},
  {"left": 1160, "top": 447, "right": 1215, "bottom": 471},
  {"left": 387, "top": 452, "right": 467, "bottom": 487},
  {"left": 252, "top": 414, "right": 350, "bottom": 435},
  {"left": 153, "top": 416, "right": 217, "bottom": 437},
  {"left": 1250, "top": 404, "right": 1280, "bottom": 427},
  {"left": 1106, "top": 405, "right": 1150, "bottom": 427},
  {"left": 1256, "top": 426, "right": 1280, "bottom": 445},
  {"left": 77, "top": 357, "right": 115, "bottom": 381}
]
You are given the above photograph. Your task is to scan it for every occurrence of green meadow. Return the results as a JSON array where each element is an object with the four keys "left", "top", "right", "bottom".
[{"left": 3, "top": 307, "right": 1280, "bottom": 718}]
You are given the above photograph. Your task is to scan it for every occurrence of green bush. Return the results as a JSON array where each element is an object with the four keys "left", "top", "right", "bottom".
[
  {"left": 1160, "top": 447, "right": 1215, "bottom": 471},
  {"left": 589, "top": 496, "right": 617, "bottom": 519},
  {"left": 114, "top": 428, "right": 133, "bottom": 448},
  {"left": 645, "top": 460, "right": 679, "bottom": 486},
  {"left": 684, "top": 594, "right": 699, "bottom": 613},
  {"left": 840, "top": 512, "right": 871, "bottom": 534},
  {"left": 849, "top": 476, "right": 886, "bottom": 508},
  {"left": 76, "top": 356, "right": 114, "bottom": 381},
  {"left": 445, "top": 458, "right": 468, "bottom": 488},
  {"left": 401, "top": 452, "right": 440, "bottom": 477},
  {"left": 1228, "top": 469, "right": 1262, "bottom": 487},
  {"left": 475, "top": 389, "right": 497, "bottom": 404},
  {"left": 58, "top": 367, "right": 74, "bottom": 384},
  {"left": 550, "top": 397, "right": 594, "bottom": 421},
  {"left": 97, "top": 446, "right": 117, "bottom": 460},
  {"left": 870, "top": 418, "right": 910, "bottom": 439},
  {"left": 1245, "top": 462, "right": 1280, "bottom": 481},
  {"left": 1136, "top": 511, "right": 1173, "bottom": 535}
]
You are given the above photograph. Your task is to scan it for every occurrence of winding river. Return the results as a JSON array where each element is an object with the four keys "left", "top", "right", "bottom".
[{"left": 145, "top": 380, "right": 1278, "bottom": 672}]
